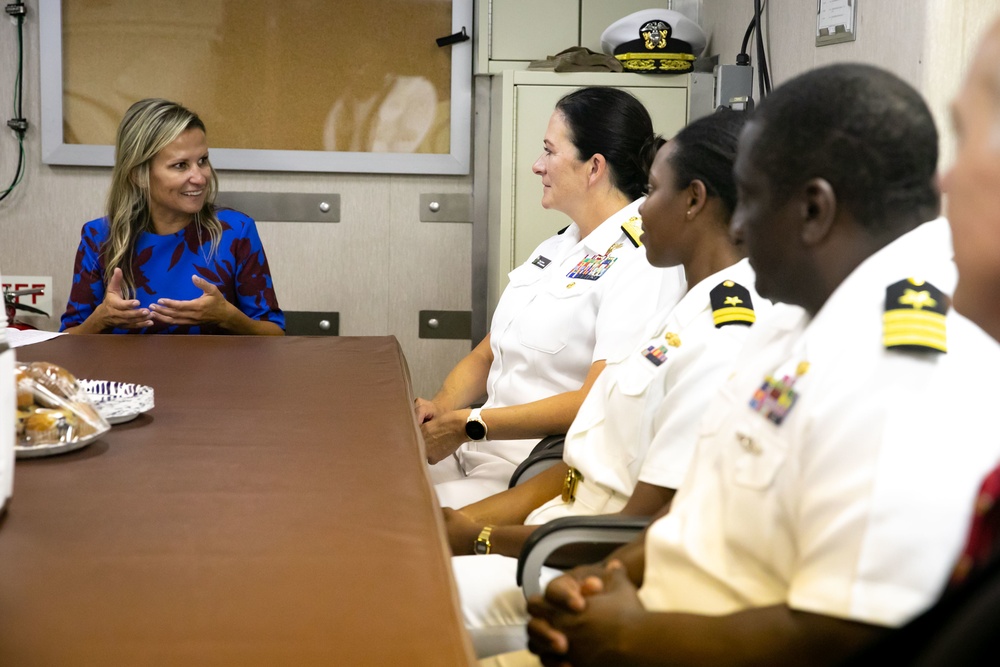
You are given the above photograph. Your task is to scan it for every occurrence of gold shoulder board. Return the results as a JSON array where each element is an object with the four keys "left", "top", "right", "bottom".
[
  {"left": 883, "top": 278, "right": 948, "bottom": 353},
  {"left": 710, "top": 280, "right": 755, "bottom": 328}
]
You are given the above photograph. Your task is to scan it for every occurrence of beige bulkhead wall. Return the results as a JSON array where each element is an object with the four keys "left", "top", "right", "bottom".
[
  {"left": 0, "top": 1, "right": 471, "bottom": 399},
  {"left": 0, "top": 1, "right": 993, "bottom": 397},
  {"left": 702, "top": 0, "right": 995, "bottom": 179}
]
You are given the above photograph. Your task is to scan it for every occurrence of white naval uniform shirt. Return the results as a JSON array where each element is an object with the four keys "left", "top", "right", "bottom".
[
  {"left": 639, "top": 219, "right": 1000, "bottom": 627},
  {"left": 527, "top": 259, "right": 769, "bottom": 524},
  {"left": 457, "top": 199, "right": 685, "bottom": 475}
]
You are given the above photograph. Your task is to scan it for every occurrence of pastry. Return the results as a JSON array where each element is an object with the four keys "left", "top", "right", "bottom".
[
  {"left": 15, "top": 365, "right": 33, "bottom": 409},
  {"left": 13, "top": 362, "right": 110, "bottom": 449},
  {"left": 22, "top": 408, "right": 77, "bottom": 446},
  {"left": 27, "top": 361, "right": 82, "bottom": 403}
]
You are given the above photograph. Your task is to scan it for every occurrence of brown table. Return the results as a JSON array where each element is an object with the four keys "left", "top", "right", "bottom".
[{"left": 1, "top": 335, "right": 474, "bottom": 666}]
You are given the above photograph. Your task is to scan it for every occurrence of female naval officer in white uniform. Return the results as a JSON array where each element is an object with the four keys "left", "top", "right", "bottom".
[
  {"left": 447, "top": 109, "right": 772, "bottom": 657},
  {"left": 416, "top": 87, "right": 685, "bottom": 509}
]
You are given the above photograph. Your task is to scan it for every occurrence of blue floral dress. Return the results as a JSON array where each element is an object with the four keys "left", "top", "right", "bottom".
[{"left": 61, "top": 208, "right": 285, "bottom": 334}]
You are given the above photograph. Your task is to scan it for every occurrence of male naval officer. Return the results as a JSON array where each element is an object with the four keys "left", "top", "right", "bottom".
[{"left": 840, "top": 16, "right": 1000, "bottom": 665}]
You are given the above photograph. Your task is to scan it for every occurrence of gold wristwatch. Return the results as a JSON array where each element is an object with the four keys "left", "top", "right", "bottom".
[{"left": 474, "top": 525, "right": 495, "bottom": 555}]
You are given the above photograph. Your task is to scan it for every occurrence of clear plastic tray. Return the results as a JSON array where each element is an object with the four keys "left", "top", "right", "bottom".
[{"left": 15, "top": 362, "right": 111, "bottom": 458}]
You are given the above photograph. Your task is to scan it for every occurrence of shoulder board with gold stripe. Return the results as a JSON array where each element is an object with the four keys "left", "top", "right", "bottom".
[
  {"left": 710, "top": 280, "right": 755, "bottom": 328},
  {"left": 883, "top": 278, "right": 948, "bottom": 353},
  {"left": 621, "top": 215, "right": 643, "bottom": 248}
]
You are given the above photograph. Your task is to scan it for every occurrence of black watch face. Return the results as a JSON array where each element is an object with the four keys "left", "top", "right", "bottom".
[{"left": 465, "top": 420, "right": 486, "bottom": 440}]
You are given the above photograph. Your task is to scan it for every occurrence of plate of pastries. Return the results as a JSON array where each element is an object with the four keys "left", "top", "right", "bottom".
[{"left": 15, "top": 361, "right": 111, "bottom": 458}]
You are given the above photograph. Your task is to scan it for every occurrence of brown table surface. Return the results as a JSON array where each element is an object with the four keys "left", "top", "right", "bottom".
[{"left": 1, "top": 335, "right": 473, "bottom": 666}]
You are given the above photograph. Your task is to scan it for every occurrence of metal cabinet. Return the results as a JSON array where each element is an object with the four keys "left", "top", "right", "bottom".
[{"left": 475, "top": 0, "right": 661, "bottom": 74}]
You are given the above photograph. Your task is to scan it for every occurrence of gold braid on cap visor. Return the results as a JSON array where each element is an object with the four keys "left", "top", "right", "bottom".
[{"left": 615, "top": 52, "right": 696, "bottom": 72}]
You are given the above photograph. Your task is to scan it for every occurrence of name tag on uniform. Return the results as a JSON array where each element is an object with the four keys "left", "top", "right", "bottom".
[
  {"left": 532, "top": 255, "right": 551, "bottom": 269},
  {"left": 566, "top": 254, "right": 617, "bottom": 281}
]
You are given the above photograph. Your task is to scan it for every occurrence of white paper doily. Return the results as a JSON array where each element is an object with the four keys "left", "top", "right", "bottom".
[{"left": 79, "top": 379, "right": 155, "bottom": 425}]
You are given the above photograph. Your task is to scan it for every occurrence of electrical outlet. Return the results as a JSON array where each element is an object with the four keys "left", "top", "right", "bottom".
[{"left": 2, "top": 275, "right": 54, "bottom": 319}]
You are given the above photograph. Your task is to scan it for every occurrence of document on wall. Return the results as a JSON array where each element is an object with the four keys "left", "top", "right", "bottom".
[{"left": 817, "top": 0, "right": 858, "bottom": 45}]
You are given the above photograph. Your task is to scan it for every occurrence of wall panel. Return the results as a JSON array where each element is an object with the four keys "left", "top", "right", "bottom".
[{"left": 0, "top": 1, "right": 472, "bottom": 399}]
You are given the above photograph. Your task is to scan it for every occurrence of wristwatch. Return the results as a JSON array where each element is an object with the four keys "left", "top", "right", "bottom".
[
  {"left": 474, "top": 525, "right": 495, "bottom": 555},
  {"left": 465, "top": 408, "right": 488, "bottom": 441}
]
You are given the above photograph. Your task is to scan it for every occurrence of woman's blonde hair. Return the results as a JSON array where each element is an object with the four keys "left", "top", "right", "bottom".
[{"left": 104, "top": 98, "right": 221, "bottom": 298}]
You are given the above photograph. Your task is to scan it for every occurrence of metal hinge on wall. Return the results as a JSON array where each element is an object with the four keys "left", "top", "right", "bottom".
[{"left": 419, "top": 310, "right": 472, "bottom": 340}]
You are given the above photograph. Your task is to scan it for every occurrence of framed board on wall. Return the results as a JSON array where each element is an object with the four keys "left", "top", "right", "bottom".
[{"left": 39, "top": 0, "right": 472, "bottom": 174}]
